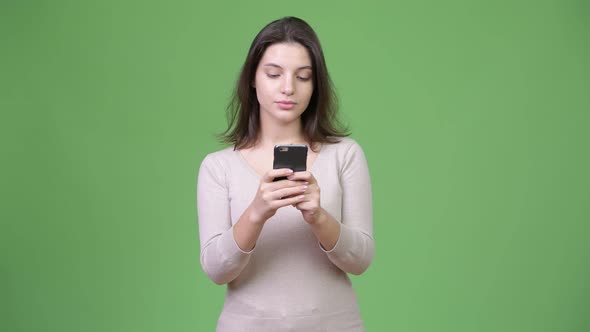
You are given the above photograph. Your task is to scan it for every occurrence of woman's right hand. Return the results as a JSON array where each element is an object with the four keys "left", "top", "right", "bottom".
[{"left": 247, "top": 168, "right": 309, "bottom": 224}]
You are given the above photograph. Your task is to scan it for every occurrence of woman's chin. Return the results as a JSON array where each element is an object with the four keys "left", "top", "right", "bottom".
[{"left": 263, "top": 110, "right": 303, "bottom": 125}]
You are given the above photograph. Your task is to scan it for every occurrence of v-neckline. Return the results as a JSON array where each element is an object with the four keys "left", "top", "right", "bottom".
[{"left": 234, "top": 144, "right": 324, "bottom": 180}]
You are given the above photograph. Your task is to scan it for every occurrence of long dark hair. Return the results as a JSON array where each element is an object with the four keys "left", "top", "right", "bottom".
[{"left": 219, "top": 16, "right": 349, "bottom": 150}]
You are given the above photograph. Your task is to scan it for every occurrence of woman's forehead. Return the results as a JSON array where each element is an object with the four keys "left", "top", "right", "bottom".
[{"left": 259, "top": 43, "right": 312, "bottom": 69}]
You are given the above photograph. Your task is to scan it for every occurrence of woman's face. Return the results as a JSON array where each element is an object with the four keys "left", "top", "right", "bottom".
[{"left": 254, "top": 42, "right": 314, "bottom": 126}]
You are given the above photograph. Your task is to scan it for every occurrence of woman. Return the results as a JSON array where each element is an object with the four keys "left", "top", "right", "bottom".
[{"left": 197, "top": 16, "right": 374, "bottom": 331}]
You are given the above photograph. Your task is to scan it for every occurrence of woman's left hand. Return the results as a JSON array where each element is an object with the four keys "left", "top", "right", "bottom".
[{"left": 287, "top": 171, "right": 323, "bottom": 224}]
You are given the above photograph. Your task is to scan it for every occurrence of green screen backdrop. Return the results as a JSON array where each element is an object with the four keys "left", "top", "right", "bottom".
[{"left": 2, "top": 0, "right": 589, "bottom": 331}]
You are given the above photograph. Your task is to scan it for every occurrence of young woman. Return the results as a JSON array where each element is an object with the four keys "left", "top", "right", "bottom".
[{"left": 197, "top": 16, "right": 374, "bottom": 331}]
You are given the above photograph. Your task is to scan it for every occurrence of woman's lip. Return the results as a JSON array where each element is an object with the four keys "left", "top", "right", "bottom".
[{"left": 277, "top": 101, "right": 296, "bottom": 110}]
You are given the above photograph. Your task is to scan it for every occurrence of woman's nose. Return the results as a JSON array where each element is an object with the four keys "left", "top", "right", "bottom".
[{"left": 281, "top": 77, "right": 294, "bottom": 95}]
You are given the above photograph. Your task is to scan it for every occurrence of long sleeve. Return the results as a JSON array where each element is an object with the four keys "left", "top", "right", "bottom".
[
  {"left": 197, "top": 153, "right": 252, "bottom": 285},
  {"left": 197, "top": 144, "right": 371, "bottom": 330},
  {"left": 322, "top": 141, "right": 375, "bottom": 275}
]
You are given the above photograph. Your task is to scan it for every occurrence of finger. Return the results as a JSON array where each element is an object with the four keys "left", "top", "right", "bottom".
[
  {"left": 263, "top": 168, "right": 293, "bottom": 183},
  {"left": 267, "top": 179, "right": 309, "bottom": 191},
  {"left": 272, "top": 185, "right": 308, "bottom": 200},
  {"left": 293, "top": 199, "right": 316, "bottom": 212},
  {"left": 287, "top": 171, "right": 314, "bottom": 182},
  {"left": 273, "top": 194, "right": 305, "bottom": 208}
]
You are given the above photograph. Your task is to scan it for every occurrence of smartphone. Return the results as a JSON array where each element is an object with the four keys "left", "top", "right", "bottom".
[{"left": 273, "top": 144, "right": 308, "bottom": 181}]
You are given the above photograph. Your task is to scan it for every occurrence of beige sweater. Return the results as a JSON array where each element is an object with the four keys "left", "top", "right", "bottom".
[{"left": 197, "top": 137, "right": 374, "bottom": 331}]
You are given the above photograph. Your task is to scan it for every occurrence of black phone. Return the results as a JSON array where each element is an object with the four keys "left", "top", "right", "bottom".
[{"left": 272, "top": 144, "right": 308, "bottom": 181}]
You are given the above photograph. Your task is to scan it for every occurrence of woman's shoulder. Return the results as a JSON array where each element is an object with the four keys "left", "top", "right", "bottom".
[
  {"left": 317, "top": 137, "right": 369, "bottom": 171},
  {"left": 199, "top": 146, "right": 236, "bottom": 168},
  {"left": 321, "top": 136, "right": 365, "bottom": 156}
]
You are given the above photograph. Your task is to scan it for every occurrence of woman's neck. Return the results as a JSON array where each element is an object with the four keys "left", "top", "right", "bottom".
[{"left": 257, "top": 119, "right": 306, "bottom": 149}]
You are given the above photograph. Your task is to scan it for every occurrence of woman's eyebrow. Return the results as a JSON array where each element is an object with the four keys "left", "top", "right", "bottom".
[{"left": 263, "top": 63, "right": 313, "bottom": 70}]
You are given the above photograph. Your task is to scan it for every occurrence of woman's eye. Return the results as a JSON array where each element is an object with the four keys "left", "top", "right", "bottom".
[
  {"left": 297, "top": 76, "right": 311, "bottom": 81},
  {"left": 267, "top": 74, "right": 280, "bottom": 78}
]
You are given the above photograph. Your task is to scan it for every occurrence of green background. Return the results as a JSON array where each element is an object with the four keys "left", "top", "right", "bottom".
[{"left": 2, "top": 0, "right": 589, "bottom": 331}]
